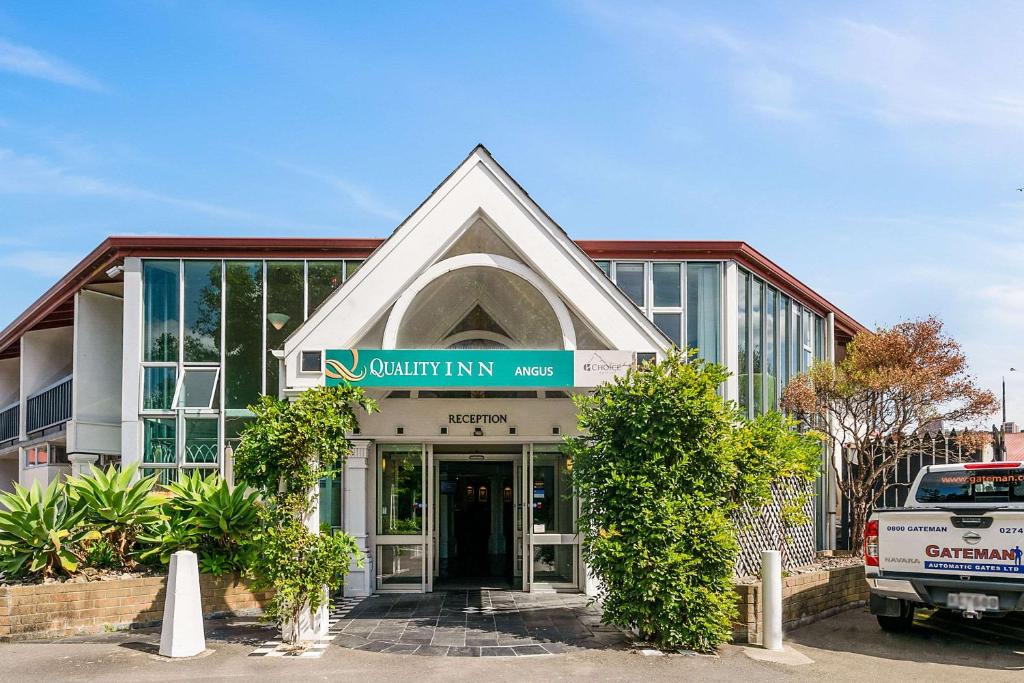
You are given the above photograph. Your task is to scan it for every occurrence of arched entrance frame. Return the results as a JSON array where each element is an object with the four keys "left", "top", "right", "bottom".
[{"left": 381, "top": 253, "right": 578, "bottom": 350}]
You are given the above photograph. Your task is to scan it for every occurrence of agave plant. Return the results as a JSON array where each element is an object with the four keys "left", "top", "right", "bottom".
[
  {"left": 66, "top": 463, "right": 166, "bottom": 568},
  {"left": 0, "top": 478, "right": 101, "bottom": 579}
]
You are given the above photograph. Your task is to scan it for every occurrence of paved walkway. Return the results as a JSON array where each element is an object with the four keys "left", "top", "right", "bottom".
[{"left": 328, "top": 590, "right": 630, "bottom": 656}]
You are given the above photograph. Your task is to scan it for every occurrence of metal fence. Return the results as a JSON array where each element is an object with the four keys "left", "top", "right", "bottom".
[
  {"left": 835, "top": 427, "right": 1003, "bottom": 550},
  {"left": 26, "top": 375, "right": 73, "bottom": 434}
]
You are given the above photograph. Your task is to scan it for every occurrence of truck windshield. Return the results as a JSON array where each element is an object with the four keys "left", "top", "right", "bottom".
[{"left": 916, "top": 468, "right": 1024, "bottom": 504}]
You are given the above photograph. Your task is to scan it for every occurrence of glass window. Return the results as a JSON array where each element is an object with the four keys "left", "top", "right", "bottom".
[
  {"left": 24, "top": 444, "right": 47, "bottom": 467},
  {"left": 224, "top": 414, "right": 254, "bottom": 454},
  {"left": 653, "top": 312, "right": 682, "bottom": 347},
  {"left": 652, "top": 263, "right": 681, "bottom": 308},
  {"left": 916, "top": 469, "right": 1024, "bottom": 504},
  {"left": 142, "top": 468, "right": 176, "bottom": 486},
  {"left": 300, "top": 350, "right": 322, "bottom": 373},
  {"left": 345, "top": 260, "right": 362, "bottom": 280},
  {"left": 802, "top": 308, "right": 814, "bottom": 371},
  {"left": 142, "top": 366, "right": 176, "bottom": 411},
  {"left": 173, "top": 367, "right": 220, "bottom": 409},
  {"left": 738, "top": 271, "right": 749, "bottom": 416},
  {"left": 686, "top": 263, "right": 721, "bottom": 363},
  {"left": 224, "top": 261, "right": 263, "bottom": 409},
  {"left": 143, "top": 261, "right": 179, "bottom": 362},
  {"left": 533, "top": 545, "right": 575, "bottom": 584},
  {"left": 184, "top": 418, "right": 218, "bottom": 464},
  {"left": 143, "top": 418, "right": 176, "bottom": 464},
  {"left": 377, "top": 446, "right": 423, "bottom": 535},
  {"left": 183, "top": 260, "right": 221, "bottom": 363},
  {"left": 751, "top": 278, "right": 763, "bottom": 416},
  {"left": 815, "top": 315, "right": 826, "bottom": 361},
  {"left": 615, "top": 263, "right": 645, "bottom": 307},
  {"left": 266, "top": 261, "right": 304, "bottom": 395},
  {"left": 532, "top": 447, "right": 574, "bottom": 534},
  {"left": 764, "top": 287, "right": 777, "bottom": 411},
  {"left": 377, "top": 544, "right": 423, "bottom": 586},
  {"left": 779, "top": 295, "right": 790, "bottom": 388},
  {"left": 792, "top": 304, "right": 803, "bottom": 378},
  {"left": 307, "top": 260, "right": 344, "bottom": 312},
  {"left": 595, "top": 260, "right": 611, "bottom": 277},
  {"left": 319, "top": 475, "right": 343, "bottom": 529}
]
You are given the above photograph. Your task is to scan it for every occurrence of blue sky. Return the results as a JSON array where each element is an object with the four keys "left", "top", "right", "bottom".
[{"left": 1, "top": 1, "right": 1022, "bottom": 424}]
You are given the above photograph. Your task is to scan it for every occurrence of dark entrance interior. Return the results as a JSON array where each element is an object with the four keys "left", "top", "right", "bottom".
[{"left": 437, "top": 460, "right": 515, "bottom": 590}]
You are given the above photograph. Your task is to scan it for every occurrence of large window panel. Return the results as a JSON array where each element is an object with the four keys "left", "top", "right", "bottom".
[
  {"left": 266, "top": 261, "right": 304, "bottom": 395},
  {"left": 532, "top": 448, "right": 574, "bottom": 535},
  {"left": 653, "top": 313, "right": 682, "bottom": 347},
  {"left": 764, "top": 287, "right": 777, "bottom": 411},
  {"left": 307, "top": 260, "right": 345, "bottom": 312},
  {"left": 183, "top": 260, "right": 222, "bottom": 363},
  {"left": 652, "top": 263, "right": 681, "bottom": 308},
  {"left": 377, "top": 445, "right": 423, "bottom": 535},
  {"left": 615, "top": 263, "right": 645, "bottom": 307},
  {"left": 224, "top": 261, "right": 263, "bottom": 409},
  {"left": 779, "top": 295, "right": 790, "bottom": 389},
  {"left": 686, "top": 263, "right": 721, "bottom": 363},
  {"left": 143, "top": 261, "right": 179, "bottom": 362},
  {"left": 751, "top": 278, "right": 763, "bottom": 416},
  {"left": 143, "top": 418, "right": 176, "bottom": 464},
  {"left": 184, "top": 417, "right": 218, "bottom": 465},
  {"left": 738, "top": 271, "right": 749, "bottom": 416},
  {"left": 142, "top": 366, "right": 176, "bottom": 411}
]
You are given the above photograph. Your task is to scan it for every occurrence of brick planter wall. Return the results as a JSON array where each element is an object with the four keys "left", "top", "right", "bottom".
[
  {"left": 733, "top": 564, "right": 868, "bottom": 644},
  {"left": 0, "top": 573, "right": 270, "bottom": 641}
]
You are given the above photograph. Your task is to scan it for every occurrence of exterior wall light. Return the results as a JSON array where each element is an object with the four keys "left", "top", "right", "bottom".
[
  {"left": 551, "top": 426, "right": 561, "bottom": 436},
  {"left": 440, "top": 426, "right": 448, "bottom": 435},
  {"left": 473, "top": 427, "right": 484, "bottom": 437},
  {"left": 267, "top": 312, "right": 291, "bottom": 330},
  {"left": 396, "top": 426, "right": 404, "bottom": 435},
  {"left": 509, "top": 426, "right": 517, "bottom": 436}
]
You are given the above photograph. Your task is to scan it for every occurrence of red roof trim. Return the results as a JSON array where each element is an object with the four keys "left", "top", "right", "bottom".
[{"left": 0, "top": 235, "right": 867, "bottom": 355}]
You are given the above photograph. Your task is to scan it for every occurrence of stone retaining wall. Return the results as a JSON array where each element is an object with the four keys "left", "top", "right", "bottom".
[
  {"left": 0, "top": 573, "right": 270, "bottom": 641},
  {"left": 733, "top": 564, "right": 868, "bottom": 644}
]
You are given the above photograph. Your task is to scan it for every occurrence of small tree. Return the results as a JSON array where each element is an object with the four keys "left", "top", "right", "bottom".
[
  {"left": 233, "top": 384, "right": 377, "bottom": 643},
  {"left": 781, "top": 316, "right": 997, "bottom": 551}
]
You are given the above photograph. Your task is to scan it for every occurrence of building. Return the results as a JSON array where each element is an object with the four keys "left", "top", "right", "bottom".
[{"left": 0, "top": 146, "right": 865, "bottom": 595}]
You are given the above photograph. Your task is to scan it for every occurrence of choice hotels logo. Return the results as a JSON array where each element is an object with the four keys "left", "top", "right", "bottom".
[
  {"left": 581, "top": 352, "right": 633, "bottom": 374},
  {"left": 324, "top": 349, "right": 367, "bottom": 382}
]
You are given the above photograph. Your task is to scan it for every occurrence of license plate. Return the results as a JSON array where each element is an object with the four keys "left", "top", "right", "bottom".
[{"left": 947, "top": 593, "right": 999, "bottom": 611}]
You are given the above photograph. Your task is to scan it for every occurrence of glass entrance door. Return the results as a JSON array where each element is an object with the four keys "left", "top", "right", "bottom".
[
  {"left": 375, "top": 444, "right": 430, "bottom": 591},
  {"left": 525, "top": 443, "right": 580, "bottom": 591}
]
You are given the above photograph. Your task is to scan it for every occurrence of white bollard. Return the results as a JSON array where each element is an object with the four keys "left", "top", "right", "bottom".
[
  {"left": 761, "top": 550, "right": 783, "bottom": 651},
  {"left": 159, "top": 550, "right": 206, "bottom": 658}
]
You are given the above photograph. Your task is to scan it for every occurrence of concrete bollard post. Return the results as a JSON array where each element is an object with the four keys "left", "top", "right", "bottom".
[
  {"left": 761, "top": 550, "right": 783, "bottom": 651},
  {"left": 160, "top": 550, "right": 206, "bottom": 658}
]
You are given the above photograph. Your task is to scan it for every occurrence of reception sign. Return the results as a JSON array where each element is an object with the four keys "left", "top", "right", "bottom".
[{"left": 323, "top": 349, "right": 636, "bottom": 388}]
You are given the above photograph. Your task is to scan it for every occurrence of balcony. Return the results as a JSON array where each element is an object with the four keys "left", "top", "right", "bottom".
[
  {"left": 26, "top": 375, "right": 73, "bottom": 435},
  {"left": 0, "top": 402, "right": 17, "bottom": 444}
]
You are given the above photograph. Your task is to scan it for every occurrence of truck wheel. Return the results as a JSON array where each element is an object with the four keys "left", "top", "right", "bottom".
[{"left": 876, "top": 603, "right": 915, "bottom": 632}]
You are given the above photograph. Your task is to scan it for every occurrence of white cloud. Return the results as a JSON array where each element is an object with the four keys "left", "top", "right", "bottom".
[
  {"left": 0, "top": 147, "right": 275, "bottom": 223},
  {"left": 274, "top": 160, "right": 404, "bottom": 223},
  {"left": 0, "top": 39, "right": 104, "bottom": 91},
  {"left": 0, "top": 249, "right": 78, "bottom": 277}
]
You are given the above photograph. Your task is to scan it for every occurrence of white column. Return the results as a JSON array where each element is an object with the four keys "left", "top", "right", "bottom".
[
  {"left": 120, "top": 257, "right": 142, "bottom": 473},
  {"left": 344, "top": 439, "right": 372, "bottom": 597},
  {"left": 159, "top": 550, "right": 206, "bottom": 657},
  {"left": 761, "top": 550, "right": 783, "bottom": 650},
  {"left": 68, "top": 453, "right": 99, "bottom": 478},
  {"left": 723, "top": 261, "right": 739, "bottom": 403}
]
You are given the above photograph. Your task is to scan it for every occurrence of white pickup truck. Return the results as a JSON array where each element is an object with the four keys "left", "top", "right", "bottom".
[{"left": 865, "top": 461, "right": 1024, "bottom": 631}]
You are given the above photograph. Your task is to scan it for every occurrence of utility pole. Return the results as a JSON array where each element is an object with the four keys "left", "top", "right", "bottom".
[{"left": 1004, "top": 368, "right": 1017, "bottom": 425}]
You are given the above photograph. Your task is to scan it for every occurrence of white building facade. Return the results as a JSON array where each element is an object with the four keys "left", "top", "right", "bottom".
[{"left": 0, "top": 146, "right": 864, "bottom": 596}]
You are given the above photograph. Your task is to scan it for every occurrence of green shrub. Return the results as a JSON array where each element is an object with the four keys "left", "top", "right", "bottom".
[
  {"left": 569, "top": 351, "right": 739, "bottom": 652},
  {"left": 139, "top": 470, "right": 260, "bottom": 575},
  {"left": 84, "top": 537, "right": 120, "bottom": 570},
  {"left": 67, "top": 464, "right": 166, "bottom": 570},
  {"left": 0, "top": 479, "right": 101, "bottom": 579}
]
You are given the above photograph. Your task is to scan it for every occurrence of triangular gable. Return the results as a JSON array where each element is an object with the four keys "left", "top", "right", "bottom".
[{"left": 283, "top": 145, "right": 671, "bottom": 390}]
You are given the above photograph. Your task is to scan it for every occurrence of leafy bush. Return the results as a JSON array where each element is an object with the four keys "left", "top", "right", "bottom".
[
  {"left": 84, "top": 538, "right": 120, "bottom": 570},
  {"left": 139, "top": 470, "right": 260, "bottom": 575},
  {"left": 0, "top": 479, "right": 101, "bottom": 579},
  {"left": 569, "top": 352, "right": 824, "bottom": 652},
  {"left": 234, "top": 385, "right": 375, "bottom": 642}
]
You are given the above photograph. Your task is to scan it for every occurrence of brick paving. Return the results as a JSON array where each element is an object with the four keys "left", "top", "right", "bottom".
[{"left": 328, "top": 590, "right": 630, "bottom": 657}]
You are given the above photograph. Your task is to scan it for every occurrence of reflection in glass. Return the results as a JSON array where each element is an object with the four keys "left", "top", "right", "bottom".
[
  {"left": 654, "top": 312, "right": 681, "bottom": 347},
  {"left": 142, "top": 366, "right": 176, "bottom": 411},
  {"left": 183, "top": 260, "right": 221, "bottom": 363},
  {"left": 143, "top": 261, "right": 179, "bottom": 362},
  {"left": 225, "top": 261, "right": 263, "bottom": 409},
  {"left": 142, "top": 467, "right": 175, "bottom": 486},
  {"left": 377, "top": 544, "right": 423, "bottom": 586},
  {"left": 533, "top": 544, "right": 575, "bottom": 584},
  {"left": 307, "top": 260, "right": 345, "bottom": 312},
  {"left": 143, "top": 418, "right": 176, "bottom": 464},
  {"left": 686, "top": 263, "right": 721, "bottom": 363},
  {"left": 532, "top": 447, "right": 574, "bottom": 535},
  {"left": 652, "top": 263, "right": 681, "bottom": 308},
  {"left": 266, "top": 261, "right": 304, "bottom": 394},
  {"left": 378, "top": 446, "right": 422, "bottom": 534},
  {"left": 738, "top": 271, "right": 749, "bottom": 416},
  {"left": 751, "top": 279, "right": 762, "bottom": 416},
  {"left": 764, "top": 287, "right": 776, "bottom": 411},
  {"left": 184, "top": 418, "right": 218, "bottom": 464},
  {"left": 319, "top": 475, "right": 343, "bottom": 529},
  {"left": 615, "top": 263, "right": 645, "bottom": 307}
]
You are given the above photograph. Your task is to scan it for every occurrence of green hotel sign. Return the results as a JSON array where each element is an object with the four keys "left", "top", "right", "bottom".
[{"left": 324, "top": 349, "right": 575, "bottom": 388}]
